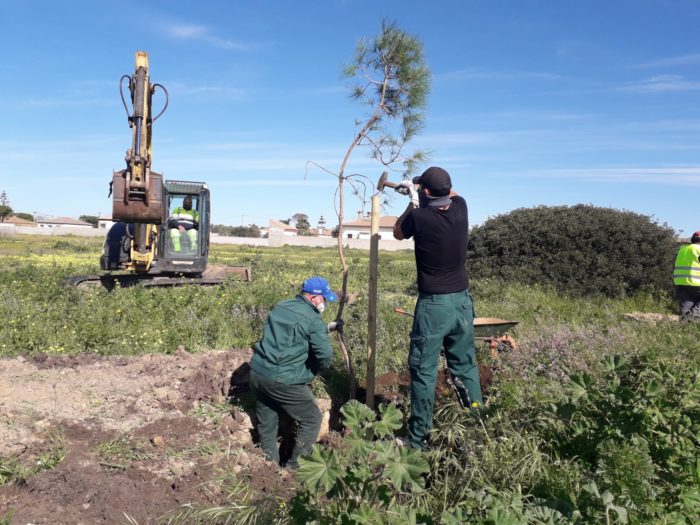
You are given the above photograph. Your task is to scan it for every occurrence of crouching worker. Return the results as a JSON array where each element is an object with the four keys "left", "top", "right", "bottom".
[{"left": 249, "top": 276, "right": 343, "bottom": 469}]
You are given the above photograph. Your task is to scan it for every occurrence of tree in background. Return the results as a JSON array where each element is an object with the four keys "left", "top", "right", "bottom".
[
  {"left": 211, "top": 224, "right": 261, "bottom": 237},
  {"left": 292, "top": 212, "right": 312, "bottom": 235},
  {"left": 0, "top": 191, "right": 11, "bottom": 223},
  {"left": 13, "top": 212, "right": 34, "bottom": 222},
  {"left": 79, "top": 215, "right": 98, "bottom": 227},
  {"left": 307, "top": 20, "right": 431, "bottom": 397},
  {"left": 231, "top": 224, "right": 261, "bottom": 238}
]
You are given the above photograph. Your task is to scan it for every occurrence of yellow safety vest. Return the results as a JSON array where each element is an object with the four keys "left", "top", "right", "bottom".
[
  {"left": 171, "top": 207, "right": 199, "bottom": 227},
  {"left": 674, "top": 243, "right": 700, "bottom": 286}
]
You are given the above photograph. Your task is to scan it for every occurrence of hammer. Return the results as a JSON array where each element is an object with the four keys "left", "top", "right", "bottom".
[{"left": 377, "top": 171, "right": 411, "bottom": 195}]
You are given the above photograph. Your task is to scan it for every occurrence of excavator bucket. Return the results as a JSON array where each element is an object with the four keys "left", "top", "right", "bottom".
[{"left": 111, "top": 169, "right": 164, "bottom": 223}]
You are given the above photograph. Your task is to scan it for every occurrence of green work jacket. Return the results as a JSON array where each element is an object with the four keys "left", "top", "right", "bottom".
[
  {"left": 674, "top": 243, "right": 700, "bottom": 287},
  {"left": 250, "top": 295, "right": 333, "bottom": 384}
]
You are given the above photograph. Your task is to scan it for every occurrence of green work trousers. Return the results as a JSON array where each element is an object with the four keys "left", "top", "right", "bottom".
[
  {"left": 249, "top": 369, "right": 322, "bottom": 469},
  {"left": 408, "top": 290, "right": 482, "bottom": 449}
]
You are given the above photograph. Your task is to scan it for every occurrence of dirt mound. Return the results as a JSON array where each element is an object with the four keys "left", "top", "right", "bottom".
[
  {"left": 0, "top": 348, "right": 292, "bottom": 524},
  {"left": 364, "top": 363, "right": 493, "bottom": 409},
  {"left": 1, "top": 348, "right": 494, "bottom": 523}
]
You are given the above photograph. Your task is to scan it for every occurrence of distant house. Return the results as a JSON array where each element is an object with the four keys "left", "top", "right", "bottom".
[
  {"left": 343, "top": 213, "right": 398, "bottom": 240},
  {"left": 3, "top": 216, "right": 36, "bottom": 227},
  {"left": 268, "top": 219, "right": 298, "bottom": 237},
  {"left": 309, "top": 227, "right": 333, "bottom": 238},
  {"left": 36, "top": 217, "right": 94, "bottom": 229},
  {"left": 97, "top": 215, "right": 115, "bottom": 231}
]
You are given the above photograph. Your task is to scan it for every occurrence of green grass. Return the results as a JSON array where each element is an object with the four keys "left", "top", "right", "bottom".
[
  {"left": 0, "top": 428, "right": 66, "bottom": 486},
  {"left": 95, "top": 435, "right": 155, "bottom": 467},
  {"left": 2, "top": 235, "right": 698, "bottom": 524}
]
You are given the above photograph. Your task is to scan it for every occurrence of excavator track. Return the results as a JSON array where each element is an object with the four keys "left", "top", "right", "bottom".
[{"left": 64, "top": 265, "right": 251, "bottom": 290}]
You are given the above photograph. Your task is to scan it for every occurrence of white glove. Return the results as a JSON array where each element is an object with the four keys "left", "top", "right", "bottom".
[
  {"left": 327, "top": 319, "right": 344, "bottom": 333},
  {"left": 397, "top": 180, "right": 419, "bottom": 207}
]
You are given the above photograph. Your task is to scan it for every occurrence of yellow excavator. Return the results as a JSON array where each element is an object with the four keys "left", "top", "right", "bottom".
[{"left": 67, "top": 51, "right": 250, "bottom": 288}]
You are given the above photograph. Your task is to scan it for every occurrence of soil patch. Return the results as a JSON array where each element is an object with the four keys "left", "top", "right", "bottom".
[
  {"left": 368, "top": 363, "right": 494, "bottom": 406},
  {"left": 1, "top": 348, "right": 495, "bottom": 524},
  {"left": 0, "top": 348, "right": 291, "bottom": 525}
]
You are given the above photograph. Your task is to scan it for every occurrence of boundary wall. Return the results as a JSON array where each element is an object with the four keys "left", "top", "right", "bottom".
[{"left": 0, "top": 225, "right": 414, "bottom": 252}]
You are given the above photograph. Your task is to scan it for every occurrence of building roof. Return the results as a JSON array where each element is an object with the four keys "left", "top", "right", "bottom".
[
  {"left": 37, "top": 216, "right": 93, "bottom": 226},
  {"left": 4, "top": 216, "right": 36, "bottom": 226},
  {"left": 343, "top": 216, "right": 398, "bottom": 228},
  {"left": 268, "top": 219, "right": 298, "bottom": 232}
]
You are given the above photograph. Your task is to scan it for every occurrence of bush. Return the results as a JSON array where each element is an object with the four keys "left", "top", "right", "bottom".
[{"left": 468, "top": 205, "right": 678, "bottom": 297}]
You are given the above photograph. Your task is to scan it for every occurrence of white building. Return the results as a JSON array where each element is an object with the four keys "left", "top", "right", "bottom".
[
  {"left": 97, "top": 215, "right": 115, "bottom": 231},
  {"left": 36, "top": 217, "right": 94, "bottom": 229},
  {"left": 268, "top": 219, "right": 298, "bottom": 237},
  {"left": 342, "top": 214, "right": 398, "bottom": 240}
]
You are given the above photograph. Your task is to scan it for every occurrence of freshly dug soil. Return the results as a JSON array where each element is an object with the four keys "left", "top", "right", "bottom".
[
  {"left": 0, "top": 348, "right": 289, "bottom": 525},
  {"left": 0, "top": 348, "right": 495, "bottom": 524}
]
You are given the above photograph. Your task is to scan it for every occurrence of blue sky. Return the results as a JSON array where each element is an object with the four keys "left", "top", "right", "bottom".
[{"left": 1, "top": 0, "right": 699, "bottom": 236}]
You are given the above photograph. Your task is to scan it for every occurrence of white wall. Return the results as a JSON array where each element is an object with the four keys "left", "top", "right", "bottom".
[
  {"left": 0, "top": 226, "right": 414, "bottom": 251},
  {"left": 1, "top": 224, "right": 105, "bottom": 237},
  {"left": 343, "top": 227, "right": 395, "bottom": 240}
]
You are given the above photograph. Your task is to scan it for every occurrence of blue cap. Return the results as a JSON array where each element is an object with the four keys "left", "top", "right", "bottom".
[{"left": 301, "top": 276, "right": 337, "bottom": 302}]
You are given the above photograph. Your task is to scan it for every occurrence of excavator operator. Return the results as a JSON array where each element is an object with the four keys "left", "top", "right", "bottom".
[{"left": 169, "top": 195, "right": 199, "bottom": 253}]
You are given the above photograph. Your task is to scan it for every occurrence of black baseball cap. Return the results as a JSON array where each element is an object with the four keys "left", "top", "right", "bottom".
[{"left": 412, "top": 166, "right": 452, "bottom": 196}]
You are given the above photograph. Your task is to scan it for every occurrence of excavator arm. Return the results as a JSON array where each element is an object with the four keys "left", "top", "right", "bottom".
[{"left": 110, "top": 51, "right": 168, "bottom": 272}]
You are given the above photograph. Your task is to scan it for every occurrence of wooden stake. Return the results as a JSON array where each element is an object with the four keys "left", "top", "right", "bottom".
[{"left": 367, "top": 194, "right": 380, "bottom": 409}]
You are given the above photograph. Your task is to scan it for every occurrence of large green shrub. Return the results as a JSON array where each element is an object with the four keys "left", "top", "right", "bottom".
[{"left": 468, "top": 205, "right": 678, "bottom": 297}]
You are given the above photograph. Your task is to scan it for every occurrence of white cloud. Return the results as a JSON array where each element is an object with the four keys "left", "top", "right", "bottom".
[
  {"left": 635, "top": 53, "right": 700, "bottom": 68},
  {"left": 437, "top": 68, "right": 562, "bottom": 82},
  {"left": 617, "top": 75, "right": 700, "bottom": 93},
  {"left": 531, "top": 166, "right": 700, "bottom": 185},
  {"left": 213, "top": 178, "right": 337, "bottom": 188},
  {"left": 164, "top": 23, "right": 251, "bottom": 51},
  {"left": 167, "top": 24, "right": 208, "bottom": 39},
  {"left": 165, "top": 81, "right": 248, "bottom": 101}
]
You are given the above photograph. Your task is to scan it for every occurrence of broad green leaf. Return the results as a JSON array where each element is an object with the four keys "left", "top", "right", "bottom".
[
  {"left": 341, "top": 400, "right": 376, "bottom": 436},
  {"left": 440, "top": 508, "right": 470, "bottom": 525},
  {"left": 529, "top": 504, "right": 569, "bottom": 525},
  {"left": 384, "top": 446, "right": 429, "bottom": 492},
  {"left": 645, "top": 380, "right": 667, "bottom": 398},
  {"left": 345, "top": 434, "right": 374, "bottom": 460},
  {"left": 608, "top": 504, "right": 628, "bottom": 524},
  {"left": 296, "top": 445, "right": 339, "bottom": 494},
  {"left": 679, "top": 488, "right": 700, "bottom": 511},
  {"left": 349, "top": 504, "right": 381, "bottom": 524},
  {"left": 568, "top": 374, "right": 590, "bottom": 402},
  {"left": 375, "top": 403, "right": 403, "bottom": 438},
  {"left": 601, "top": 490, "right": 614, "bottom": 506},
  {"left": 582, "top": 481, "right": 601, "bottom": 498},
  {"left": 487, "top": 506, "right": 527, "bottom": 525},
  {"left": 603, "top": 355, "right": 628, "bottom": 373}
]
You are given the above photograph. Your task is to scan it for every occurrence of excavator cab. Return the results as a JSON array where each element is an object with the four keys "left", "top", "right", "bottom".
[
  {"left": 100, "top": 180, "right": 210, "bottom": 276},
  {"left": 159, "top": 181, "right": 210, "bottom": 273}
]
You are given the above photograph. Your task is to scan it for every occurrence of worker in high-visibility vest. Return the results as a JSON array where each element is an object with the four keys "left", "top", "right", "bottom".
[
  {"left": 169, "top": 195, "right": 199, "bottom": 252},
  {"left": 673, "top": 231, "right": 700, "bottom": 320}
]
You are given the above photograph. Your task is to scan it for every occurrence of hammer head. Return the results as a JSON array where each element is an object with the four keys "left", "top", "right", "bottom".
[{"left": 376, "top": 171, "right": 398, "bottom": 191}]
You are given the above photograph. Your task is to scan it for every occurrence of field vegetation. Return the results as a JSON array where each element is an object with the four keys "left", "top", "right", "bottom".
[{"left": 1, "top": 233, "right": 698, "bottom": 524}]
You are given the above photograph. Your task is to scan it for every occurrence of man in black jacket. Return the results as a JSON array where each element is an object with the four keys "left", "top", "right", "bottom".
[{"left": 393, "top": 166, "right": 482, "bottom": 450}]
